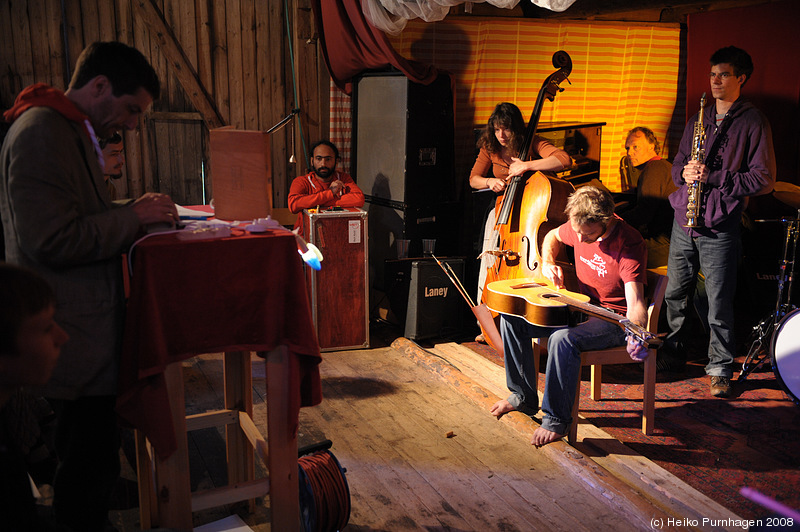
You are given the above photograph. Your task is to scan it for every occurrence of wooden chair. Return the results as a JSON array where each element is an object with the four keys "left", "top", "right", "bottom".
[{"left": 534, "top": 269, "right": 668, "bottom": 443}]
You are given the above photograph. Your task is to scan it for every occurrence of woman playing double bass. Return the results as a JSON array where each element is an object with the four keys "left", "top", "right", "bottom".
[{"left": 469, "top": 102, "right": 572, "bottom": 340}]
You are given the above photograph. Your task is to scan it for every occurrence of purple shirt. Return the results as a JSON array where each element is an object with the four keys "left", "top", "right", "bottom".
[{"left": 669, "top": 98, "right": 776, "bottom": 236}]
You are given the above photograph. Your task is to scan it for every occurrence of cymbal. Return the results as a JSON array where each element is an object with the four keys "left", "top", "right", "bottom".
[{"left": 773, "top": 181, "right": 800, "bottom": 209}]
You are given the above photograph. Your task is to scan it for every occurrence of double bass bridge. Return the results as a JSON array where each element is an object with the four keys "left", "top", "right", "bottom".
[
  {"left": 479, "top": 249, "right": 519, "bottom": 261},
  {"left": 479, "top": 248, "right": 540, "bottom": 273}
]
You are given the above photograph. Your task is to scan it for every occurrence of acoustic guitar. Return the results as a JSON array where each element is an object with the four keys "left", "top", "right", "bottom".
[{"left": 484, "top": 278, "right": 661, "bottom": 348}]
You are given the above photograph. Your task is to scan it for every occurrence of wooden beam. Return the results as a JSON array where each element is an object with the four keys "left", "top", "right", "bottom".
[
  {"left": 185, "top": 409, "right": 239, "bottom": 432},
  {"left": 190, "top": 478, "right": 270, "bottom": 513},
  {"left": 150, "top": 111, "right": 204, "bottom": 121},
  {"left": 132, "top": 0, "right": 224, "bottom": 129}
]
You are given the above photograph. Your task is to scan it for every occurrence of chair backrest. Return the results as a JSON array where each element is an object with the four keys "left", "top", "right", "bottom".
[{"left": 644, "top": 269, "right": 668, "bottom": 334}]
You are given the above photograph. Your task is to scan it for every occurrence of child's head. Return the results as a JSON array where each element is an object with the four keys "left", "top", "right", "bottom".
[{"left": 0, "top": 263, "right": 68, "bottom": 388}]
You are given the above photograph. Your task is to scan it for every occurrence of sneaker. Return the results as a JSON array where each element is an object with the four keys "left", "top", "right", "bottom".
[{"left": 710, "top": 376, "right": 732, "bottom": 398}]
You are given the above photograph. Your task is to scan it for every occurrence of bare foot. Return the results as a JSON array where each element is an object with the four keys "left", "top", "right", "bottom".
[
  {"left": 531, "top": 427, "right": 565, "bottom": 448},
  {"left": 490, "top": 399, "right": 515, "bottom": 419}
]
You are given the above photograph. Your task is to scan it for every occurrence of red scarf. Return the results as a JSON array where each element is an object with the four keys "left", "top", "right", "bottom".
[
  {"left": 4, "top": 83, "right": 103, "bottom": 166},
  {"left": 4, "top": 83, "right": 92, "bottom": 139}
]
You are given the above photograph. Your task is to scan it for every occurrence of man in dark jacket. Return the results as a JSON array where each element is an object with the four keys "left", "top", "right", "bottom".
[
  {"left": 665, "top": 46, "right": 776, "bottom": 398},
  {"left": 0, "top": 42, "right": 178, "bottom": 531}
]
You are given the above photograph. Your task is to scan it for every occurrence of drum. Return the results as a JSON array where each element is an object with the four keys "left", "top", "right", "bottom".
[{"left": 771, "top": 308, "right": 800, "bottom": 405}]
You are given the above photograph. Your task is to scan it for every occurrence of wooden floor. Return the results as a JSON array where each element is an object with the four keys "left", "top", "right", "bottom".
[{"left": 110, "top": 338, "right": 743, "bottom": 531}]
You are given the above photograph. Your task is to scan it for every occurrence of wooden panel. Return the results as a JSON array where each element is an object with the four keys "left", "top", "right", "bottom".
[
  {"left": 211, "top": 0, "right": 230, "bottom": 124},
  {"left": 194, "top": 0, "right": 212, "bottom": 97},
  {"left": 115, "top": 0, "right": 133, "bottom": 50},
  {"left": 0, "top": 1, "right": 17, "bottom": 107},
  {"left": 80, "top": 0, "right": 101, "bottom": 47},
  {"left": 225, "top": 0, "right": 244, "bottom": 129},
  {"left": 162, "top": 0, "right": 183, "bottom": 112},
  {"left": 293, "top": 0, "right": 320, "bottom": 167},
  {"left": 209, "top": 128, "right": 272, "bottom": 220},
  {"left": 150, "top": 117, "right": 205, "bottom": 205},
  {"left": 62, "top": 0, "right": 84, "bottom": 75},
  {"left": 128, "top": 2, "right": 152, "bottom": 198},
  {"left": 28, "top": 0, "right": 49, "bottom": 84},
  {"left": 44, "top": 0, "right": 67, "bottom": 88},
  {"left": 240, "top": 0, "right": 258, "bottom": 131},
  {"left": 96, "top": 0, "right": 117, "bottom": 41},
  {"left": 261, "top": 1, "right": 292, "bottom": 207},
  {"left": 9, "top": 0, "right": 34, "bottom": 90}
]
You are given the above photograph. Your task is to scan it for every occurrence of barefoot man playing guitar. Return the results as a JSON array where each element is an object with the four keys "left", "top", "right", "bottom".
[{"left": 487, "top": 186, "right": 649, "bottom": 447}]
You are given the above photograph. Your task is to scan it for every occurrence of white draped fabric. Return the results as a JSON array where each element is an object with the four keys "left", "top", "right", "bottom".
[{"left": 361, "top": 0, "right": 577, "bottom": 35}]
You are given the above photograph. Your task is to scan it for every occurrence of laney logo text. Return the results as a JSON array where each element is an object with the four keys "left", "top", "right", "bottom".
[{"left": 425, "top": 287, "right": 448, "bottom": 297}]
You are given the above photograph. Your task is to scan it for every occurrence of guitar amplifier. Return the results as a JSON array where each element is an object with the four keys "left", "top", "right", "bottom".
[{"left": 385, "top": 258, "right": 465, "bottom": 341}]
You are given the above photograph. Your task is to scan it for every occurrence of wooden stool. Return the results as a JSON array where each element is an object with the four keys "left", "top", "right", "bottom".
[{"left": 135, "top": 348, "right": 300, "bottom": 531}]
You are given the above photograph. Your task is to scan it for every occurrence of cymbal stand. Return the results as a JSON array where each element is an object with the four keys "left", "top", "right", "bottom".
[{"left": 739, "top": 209, "right": 799, "bottom": 381}]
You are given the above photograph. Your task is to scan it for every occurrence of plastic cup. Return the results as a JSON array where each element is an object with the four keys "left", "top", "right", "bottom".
[{"left": 397, "top": 239, "right": 410, "bottom": 259}]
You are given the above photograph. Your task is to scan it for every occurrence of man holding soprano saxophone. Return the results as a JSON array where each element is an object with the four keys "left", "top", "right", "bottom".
[{"left": 663, "top": 46, "right": 776, "bottom": 397}]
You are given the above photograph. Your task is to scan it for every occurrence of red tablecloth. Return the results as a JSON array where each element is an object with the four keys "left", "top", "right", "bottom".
[{"left": 116, "top": 229, "right": 322, "bottom": 458}]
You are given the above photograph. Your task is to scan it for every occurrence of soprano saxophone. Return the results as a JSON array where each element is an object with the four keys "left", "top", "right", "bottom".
[{"left": 685, "top": 93, "right": 706, "bottom": 228}]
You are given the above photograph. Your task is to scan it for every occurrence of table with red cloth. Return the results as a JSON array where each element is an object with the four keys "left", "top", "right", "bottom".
[{"left": 116, "top": 227, "right": 322, "bottom": 530}]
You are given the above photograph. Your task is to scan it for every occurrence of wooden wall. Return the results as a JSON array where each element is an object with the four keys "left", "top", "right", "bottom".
[{"left": 0, "top": 0, "right": 329, "bottom": 208}]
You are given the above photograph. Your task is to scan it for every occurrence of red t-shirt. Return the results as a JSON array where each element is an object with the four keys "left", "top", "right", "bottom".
[{"left": 557, "top": 217, "right": 647, "bottom": 314}]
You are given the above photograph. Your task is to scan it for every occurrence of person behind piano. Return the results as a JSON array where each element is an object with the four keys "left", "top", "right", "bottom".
[
  {"left": 617, "top": 126, "right": 676, "bottom": 268},
  {"left": 490, "top": 186, "right": 648, "bottom": 447}
]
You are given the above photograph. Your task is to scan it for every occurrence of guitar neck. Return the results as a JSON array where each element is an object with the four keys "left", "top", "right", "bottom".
[
  {"left": 549, "top": 291, "right": 658, "bottom": 347},
  {"left": 550, "top": 293, "right": 625, "bottom": 325}
]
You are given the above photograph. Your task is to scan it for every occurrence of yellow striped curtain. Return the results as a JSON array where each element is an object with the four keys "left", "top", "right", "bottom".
[{"left": 388, "top": 18, "right": 681, "bottom": 192}]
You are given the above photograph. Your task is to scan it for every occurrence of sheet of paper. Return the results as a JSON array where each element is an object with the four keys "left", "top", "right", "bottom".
[
  {"left": 194, "top": 514, "right": 254, "bottom": 532},
  {"left": 177, "top": 204, "right": 213, "bottom": 219}
]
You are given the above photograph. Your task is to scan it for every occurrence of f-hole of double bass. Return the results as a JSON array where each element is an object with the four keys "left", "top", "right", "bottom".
[{"left": 521, "top": 235, "right": 539, "bottom": 273}]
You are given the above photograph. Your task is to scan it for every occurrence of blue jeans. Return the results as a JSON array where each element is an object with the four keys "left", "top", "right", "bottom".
[
  {"left": 665, "top": 220, "right": 740, "bottom": 378},
  {"left": 501, "top": 314, "right": 627, "bottom": 435}
]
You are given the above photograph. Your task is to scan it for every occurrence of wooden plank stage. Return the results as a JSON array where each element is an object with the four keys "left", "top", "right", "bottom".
[{"left": 111, "top": 338, "right": 745, "bottom": 531}]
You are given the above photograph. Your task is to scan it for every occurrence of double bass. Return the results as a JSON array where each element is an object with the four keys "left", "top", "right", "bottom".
[{"left": 478, "top": 51, "right": 575, "bottom": 353}]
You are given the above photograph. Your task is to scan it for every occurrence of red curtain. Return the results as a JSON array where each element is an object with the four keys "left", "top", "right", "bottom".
[{"left": 312, "top": 0, "right": 437, "bottom": 94}]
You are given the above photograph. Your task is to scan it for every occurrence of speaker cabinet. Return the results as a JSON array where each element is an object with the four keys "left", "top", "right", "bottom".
[
  {"left": 353, "top": 72, "right": 457, "bottom": 292},
  {"left": 385, "top": 258, "right": 464, "bottom": 341}
]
